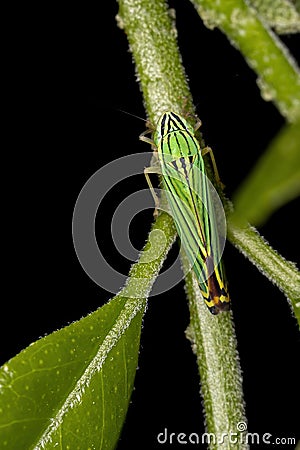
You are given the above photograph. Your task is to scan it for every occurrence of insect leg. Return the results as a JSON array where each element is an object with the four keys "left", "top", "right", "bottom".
[
  {"left": 139, "top": 128, "right": 154, "bottom": 146},
  {"left": 194, "top": 117, "right": 202, "bottom": 132},
  {"left": 201, "top": 146, "right": 225, "bottom": 189},
  {"left": 144, "top": 165, "right": 161, "bottom": 217}
]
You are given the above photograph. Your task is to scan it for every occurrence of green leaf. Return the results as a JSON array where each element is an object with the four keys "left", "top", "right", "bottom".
[
  {"left": 232, "top": 119, "right": 300, "bottom": 226},
  {"left": 0, "top": 295, "right": 146, "bottom": 449},
  {"left": 0, "top": 211, "right": 176, "bottom": 449}
]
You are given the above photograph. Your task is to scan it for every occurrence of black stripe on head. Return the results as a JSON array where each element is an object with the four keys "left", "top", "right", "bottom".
[
  {"left": 170, "top": 112, "right": 187, "bottom": 131},
  {"left": 160, "top": 113, "right": 167, "bottom": 135}
]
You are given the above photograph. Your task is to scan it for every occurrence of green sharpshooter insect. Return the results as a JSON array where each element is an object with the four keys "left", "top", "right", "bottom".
[{"left": 141, "top": 111, "right": 230, "bottom": 314}]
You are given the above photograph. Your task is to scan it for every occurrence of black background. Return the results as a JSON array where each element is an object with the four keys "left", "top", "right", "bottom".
[{"left": 3, "top": 1, "right": 300, "bottom": 448}]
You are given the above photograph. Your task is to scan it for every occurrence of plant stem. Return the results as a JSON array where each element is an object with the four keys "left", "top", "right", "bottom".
[
  {"left": 184, "top": 254, "right": 248, "bottom": 447},
  {"left": 227, "top": 215, "right": 300, "bottom": 325},
  {"left": 117, "top": 0, "right": 248, "bottom": 444},
  {"left": 248, "top": 0, "right": 300, "bottom": 34},
  {"left": 190, "top": 0, "right": 300, "bottom": 122},
  {"left": 117, "top": 0, "right": 194, "bottom": 125}
]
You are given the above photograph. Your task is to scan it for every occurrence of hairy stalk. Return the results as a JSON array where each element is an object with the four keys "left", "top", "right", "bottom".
[
  {"left": 249, "top": 0, "right": 300, "bottom": 34},
  {"left": 227, "top": 215, "right": 300, "bottom": 324},
  {"left": 190, "top": 0, "right": 300, "bottom": 122},
  {"left": 117, "top": 0, "right": 247, "bottom": 445}
]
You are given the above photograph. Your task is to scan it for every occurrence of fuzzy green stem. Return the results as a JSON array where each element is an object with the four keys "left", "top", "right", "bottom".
[
  {"left": 184, "top": 257, "right": 248, "bottom": 448},
  {"left": 123, "top": 211, "right": 177, "bottom": 297},
  {"left": 190, "top": 0, "right": 300, "bottom": 122},
  {"left": 117, "top": 0, "right": 194, "bottom": 125},
  {"left": 249, "top": 0, "right": 300, "bottom": 34},
  {"left": 117, "top": 0, "right": 247, "bottom": 444},
  {"left": 227, "top": 215, "right": 300, "bottom": 325}
]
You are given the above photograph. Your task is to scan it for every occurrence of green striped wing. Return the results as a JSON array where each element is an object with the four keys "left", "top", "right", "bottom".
[{"left": 155, "top": 111, "right": 230, "bottom": 314}]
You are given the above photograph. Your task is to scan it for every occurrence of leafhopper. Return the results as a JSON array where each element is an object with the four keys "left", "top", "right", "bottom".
[{"left": 142, "top": 111, "right": 230, "bottom": 314}]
